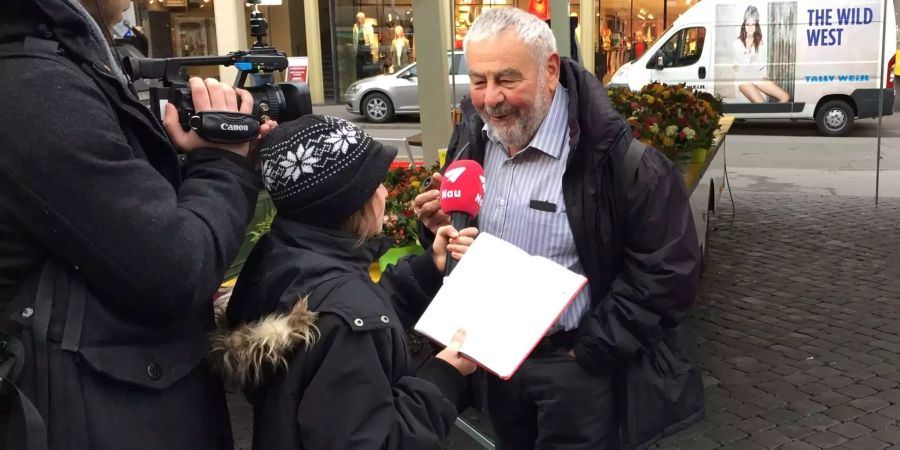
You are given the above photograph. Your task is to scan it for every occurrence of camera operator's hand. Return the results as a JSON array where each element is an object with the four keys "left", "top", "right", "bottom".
[{"left": 163, "top": 77, "right": 253, "bottom": 157}]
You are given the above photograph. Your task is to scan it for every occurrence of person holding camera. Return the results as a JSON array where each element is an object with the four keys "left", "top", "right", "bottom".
[
  {"left": 217, "top": 115, "right": 478, "bottom": 449},
  {"left": 0, "top": 0, "right": 275, "bottom": 448}
]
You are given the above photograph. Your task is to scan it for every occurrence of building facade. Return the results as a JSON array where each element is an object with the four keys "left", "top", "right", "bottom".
[{"left": 124, "top": 0, "right": 702, "bottom": 103}]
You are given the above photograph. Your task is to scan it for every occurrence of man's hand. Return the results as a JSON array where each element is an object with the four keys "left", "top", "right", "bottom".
[
  {"left": 414, "top": 172, "right": 450, "bottom": 234},
  {"left": 163, "top": 77, "right": 255, "bottom": 157},
  {"left": 436, "top": 329, "right": 477, "bottom": 376},
  {"left": 432, "top": 225, "right": 479, "bottom": 273}
]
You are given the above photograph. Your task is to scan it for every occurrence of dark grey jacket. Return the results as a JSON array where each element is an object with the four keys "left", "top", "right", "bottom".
[
  {"left": 425, "top": 58, "right": 705, "bottom": 449},
  {"left": 0, "top": 0, "right": 259, "bottom": 448}
]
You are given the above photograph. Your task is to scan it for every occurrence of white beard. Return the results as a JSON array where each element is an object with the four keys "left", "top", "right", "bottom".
[{"left": 479, "top": 74, "right": 553, "bottom": 151}]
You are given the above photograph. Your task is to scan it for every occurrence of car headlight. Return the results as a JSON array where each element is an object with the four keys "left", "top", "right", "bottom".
[{"left": 347, "top": 84, "right": 360, "bottom": 95}]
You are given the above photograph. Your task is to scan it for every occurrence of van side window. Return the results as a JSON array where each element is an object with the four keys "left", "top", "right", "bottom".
[{"left": 654, "top": 27, "right": 706, "bottom": 68}]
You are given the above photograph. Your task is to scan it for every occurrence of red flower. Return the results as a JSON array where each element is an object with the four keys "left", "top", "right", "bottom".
[
  {"left": 630, "top": 102, "right": 640, "bottom": 111},
  {"left": 679, "top": 131, "right": 687, "bottom": 140},
  {"left": 646, "top": 116, "right": 658, "bottom": 125},
  {"left": 633, "top": 130, "right": 641, "bottom": 138}
]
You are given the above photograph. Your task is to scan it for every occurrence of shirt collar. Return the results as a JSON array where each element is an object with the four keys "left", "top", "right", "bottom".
[{"left": 482, "top": 85, "right": 569, "bottom": 159}]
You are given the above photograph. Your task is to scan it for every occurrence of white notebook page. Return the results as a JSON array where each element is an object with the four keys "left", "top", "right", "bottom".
[{"left": 414, "top": 233, "right": 587, "bottom": 379}]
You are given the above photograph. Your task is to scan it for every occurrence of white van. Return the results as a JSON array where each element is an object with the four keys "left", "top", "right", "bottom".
[{"left": 608, "top": 0, "right": 896, "bottom": 136}]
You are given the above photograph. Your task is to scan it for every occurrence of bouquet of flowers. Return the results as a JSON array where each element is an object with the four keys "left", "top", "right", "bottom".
[
  {"left": 608, "top": 83, "right": 724, "bottom": 160},
  {"left": 382, "top": 163, "right": 441, "bottom": 247}
]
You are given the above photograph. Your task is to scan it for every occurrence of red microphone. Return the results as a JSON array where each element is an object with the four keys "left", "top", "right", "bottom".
[{"left": 439, "top": 160, "right": 485, "bottom": 276}]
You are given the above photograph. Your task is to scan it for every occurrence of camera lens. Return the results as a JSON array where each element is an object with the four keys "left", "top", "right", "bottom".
[{"left": 245, "top": 82, "right": 312, "bottom": 124}]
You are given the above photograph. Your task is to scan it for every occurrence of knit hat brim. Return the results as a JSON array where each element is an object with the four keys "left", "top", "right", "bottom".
[{"left": 283, "top": 141, "right": 398, "bottom": 228}]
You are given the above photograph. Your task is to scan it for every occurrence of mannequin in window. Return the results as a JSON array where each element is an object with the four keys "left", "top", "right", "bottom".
[
  {"left": 634, "top": 30, "right": 646, "bottom": 59},
  {"left": 353, "top": 12, "right": 379, "bottom": 78},
  {"left": 455, "top": 23, "right": 469, "bottom": 50},
  {"left": 389, "top": 25, "right": 412, "bottom": 73},
  {"left": 602, "top": 25, "right": 615, "bottom": 75}
]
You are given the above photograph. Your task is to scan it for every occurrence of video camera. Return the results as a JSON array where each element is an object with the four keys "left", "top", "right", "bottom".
[{"left": 123, "top": 0, "right": 311, "bottom": 143}]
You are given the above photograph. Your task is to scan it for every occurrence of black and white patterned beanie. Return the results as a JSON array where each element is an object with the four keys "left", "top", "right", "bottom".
[{"left": 257, "top": 115, "right": 397, "bottom": 228}]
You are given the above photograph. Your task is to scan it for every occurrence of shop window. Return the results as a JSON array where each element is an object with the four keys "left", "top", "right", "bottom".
[
  {"left": 650, "top": 26, "right": 705, "bottom": 68},
  {"left": 454, "top": 0, "right": 514, "bottom": 49},
  {"left": 666, "top": 0, "right": 695, "bottom": 31}
]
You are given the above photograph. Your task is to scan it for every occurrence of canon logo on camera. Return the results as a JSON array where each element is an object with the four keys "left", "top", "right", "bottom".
[{"left": 221, "top": 123, "right": 250, "bottom": 131}]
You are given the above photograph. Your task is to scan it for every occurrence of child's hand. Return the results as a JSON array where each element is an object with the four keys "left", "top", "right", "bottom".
[
  {"left": 431, "top": 225, "right": 479, "bottom": 273},
  {"left": 436, "top": 329, "right": 477, "bottom": 376}
]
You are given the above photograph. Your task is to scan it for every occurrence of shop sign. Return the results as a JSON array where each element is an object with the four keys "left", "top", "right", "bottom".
[{"left": 286, "top": 57, "right": 308, "bottom": 83}]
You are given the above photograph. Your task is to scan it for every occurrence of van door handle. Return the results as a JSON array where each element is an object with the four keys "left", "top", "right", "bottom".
[{"left": 699, "top": 66, "right": 707, "bottom": 79}]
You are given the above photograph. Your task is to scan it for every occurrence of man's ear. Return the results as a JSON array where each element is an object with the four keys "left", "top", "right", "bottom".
[{"left": 547, "top": 53, "right": 561, "bottom": 87}]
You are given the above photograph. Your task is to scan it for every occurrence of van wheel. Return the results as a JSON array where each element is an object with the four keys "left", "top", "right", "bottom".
[
  {"left": 816, "top": 100, "right": 854, "bottom": 137},
  {"left": 362, "top": 93, "right": 394, "bottom": 123}
]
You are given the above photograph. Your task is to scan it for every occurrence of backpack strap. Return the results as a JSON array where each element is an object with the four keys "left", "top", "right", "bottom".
[{"left": 620, "top": 137, "right": 647, "bottom": 194}]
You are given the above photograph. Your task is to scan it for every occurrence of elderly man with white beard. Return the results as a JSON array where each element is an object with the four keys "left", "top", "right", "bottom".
[{"left": 414, "top": 8, "right": 705, "bottom": 450}]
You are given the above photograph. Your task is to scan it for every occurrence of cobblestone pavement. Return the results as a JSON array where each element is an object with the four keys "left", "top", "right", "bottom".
[
  {"left": 657, "top": 192, "right": 900, "bottom": 450},
  {"left": 230, "top": 191, "right": 900, "bottom": 449}
]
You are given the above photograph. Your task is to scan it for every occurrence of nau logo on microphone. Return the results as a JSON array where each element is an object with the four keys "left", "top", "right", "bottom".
[
  {"left": 444, "top": 167, "right": 466, "bottom": 183},
  {"left": 441, "top": 190, "right": 462, "bottom": 199}
]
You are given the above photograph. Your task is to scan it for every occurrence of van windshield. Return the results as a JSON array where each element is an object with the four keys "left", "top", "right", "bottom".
[{"left": 651, "top": 26, "right": 706, "bottom": 68}]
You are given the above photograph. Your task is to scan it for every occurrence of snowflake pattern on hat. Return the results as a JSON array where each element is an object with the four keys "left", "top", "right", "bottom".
[{"left": 259, "top": 116, "right": 371, "bottom": 201}]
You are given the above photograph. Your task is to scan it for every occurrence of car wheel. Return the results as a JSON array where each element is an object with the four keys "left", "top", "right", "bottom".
[
  {"left": 362, "top": 93, "right": 394, "bottom": 123},
  {"left": 816, "top": 100, "right": 854, "bottom": 137}
]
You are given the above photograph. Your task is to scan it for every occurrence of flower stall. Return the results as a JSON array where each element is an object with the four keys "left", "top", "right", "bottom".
[
  {"left": 608, "top": 82, "right": 734, "bottom": 260},
  {"left": 376, "top": 162, "right": 441, "bottom": 273}
]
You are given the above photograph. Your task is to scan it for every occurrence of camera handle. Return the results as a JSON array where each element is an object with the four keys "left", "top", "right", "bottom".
[{"left": 189, "top": 111, "right": 260, "bottom": 143}]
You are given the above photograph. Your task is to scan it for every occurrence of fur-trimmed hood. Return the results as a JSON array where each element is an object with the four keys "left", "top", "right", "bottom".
[
  {"left": 212, "top": 220, "right": 395, "bottom": 387},
  {"left": 211, "top": 292, "right": 319, "bottom": 387}
]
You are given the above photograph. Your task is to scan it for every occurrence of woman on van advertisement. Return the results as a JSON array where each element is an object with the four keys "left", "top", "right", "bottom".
[{"left": 732, "top": 5, "right": 791, "bottom": 103}]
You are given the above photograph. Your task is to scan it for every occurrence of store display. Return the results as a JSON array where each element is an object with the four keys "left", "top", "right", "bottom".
[
  {"left": 389, "top": 25, "right": 412, "bottom": 73},
  {"left": 353, "top": 11, "right": 379, "bottom": 79}
]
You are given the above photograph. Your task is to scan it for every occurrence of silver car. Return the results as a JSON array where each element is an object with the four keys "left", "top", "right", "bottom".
[{"left": 344, "top": 51, "right": 470, "bottom": 123}]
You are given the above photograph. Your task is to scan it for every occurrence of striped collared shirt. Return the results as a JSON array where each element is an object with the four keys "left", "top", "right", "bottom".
[{"left": 479, "top": 85, "right": 591, "bottom": 332}]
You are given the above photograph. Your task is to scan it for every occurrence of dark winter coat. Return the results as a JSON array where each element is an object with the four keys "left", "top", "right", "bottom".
[
  {"left": 0, "top": 0, "right": 259, "bottom": 448},
  {"left": 424, "top": 58, "right": 705, "bottom": 449},
  {"left": 219, "top": 218, "right": 466, "bottom": 450}
]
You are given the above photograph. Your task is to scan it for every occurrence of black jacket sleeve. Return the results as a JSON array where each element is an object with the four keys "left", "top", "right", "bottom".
[
  {"left": 573, "top": 149, "right": 701, "bottom": 374},
  {"left": 0, "top": 58, "right": 258, "bottom": 322},
  {"left": 296, "top": 315, "right": 462, "bottom": 449},
  {"left": 377, "top": 252, "right": 443, "bottom": 329}
]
